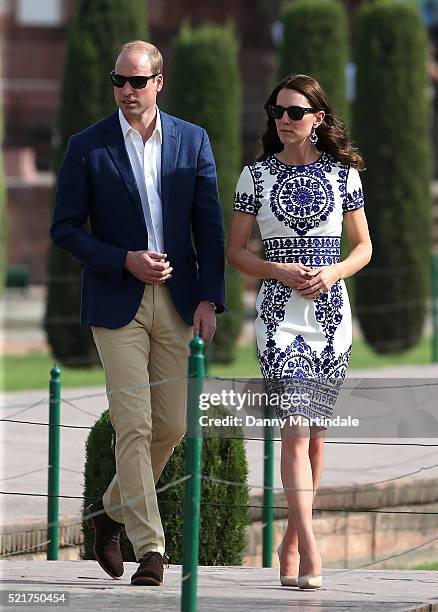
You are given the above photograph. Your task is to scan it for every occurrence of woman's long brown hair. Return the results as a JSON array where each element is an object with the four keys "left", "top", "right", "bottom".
[{"left": 256, "top": 74, "right": 364, "bottom": 170}]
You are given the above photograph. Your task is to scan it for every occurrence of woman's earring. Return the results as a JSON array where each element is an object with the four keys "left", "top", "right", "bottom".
[{"left": 309, "top": 126, "right": 318, "bottom": 145}]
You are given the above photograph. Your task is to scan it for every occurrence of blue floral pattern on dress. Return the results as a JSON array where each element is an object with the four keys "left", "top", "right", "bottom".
[
  {"left": 315, "top": 281, "right": 344, "bottom": 343},
  {"left": 260, "top": 153, "right": 342, "bottom": 236},
  {"left": 343, "top": 187, "right": 364, "bottom": 212},
  {"left": 343, "top": 166, "right": 365, "bottom": 212},
  {"left": 233, "top": 190, "right": 259, "bottom": 215},
  {"left": 258, "top": 279, "right": 293, "bottom": 336},
  {"left": 263, "top": 236, "right": 340, "bottom": 266},
  {"left": 259, "top": 334, "right": 350, "bottom": 381},
  {"left": 258, "top": 335, "right": 352, "bottom": 421}
]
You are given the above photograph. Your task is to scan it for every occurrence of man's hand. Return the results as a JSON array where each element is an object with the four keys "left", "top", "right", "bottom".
[
  {"left": 125, "top": 250, "right": 173, "bottom": 284},
  {"left": 193, "top": 301, "right": 217, "bottom": 344}
]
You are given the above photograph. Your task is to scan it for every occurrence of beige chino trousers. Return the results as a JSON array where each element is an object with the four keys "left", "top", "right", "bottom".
[{"left": 91, "top": 283, "right": 193, "bottom": 561}]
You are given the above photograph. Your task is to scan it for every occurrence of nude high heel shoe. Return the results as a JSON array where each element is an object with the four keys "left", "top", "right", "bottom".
[
  {"left": 277, "top": 541, "right": 298, "bottom": 587},
  {"left": 297, "top": 573, "right": 323, "bottom": 589},
  {"left": 297, "top": 552, "right": 323, "bottom": 590}
]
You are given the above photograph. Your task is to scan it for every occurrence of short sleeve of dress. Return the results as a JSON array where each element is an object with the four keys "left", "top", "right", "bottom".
[
  {"left": 233, "top": 165, "right": 260, "bottom": 216},
  {"left": 343, "top": 166, "right": 365, "bottom": 213}
]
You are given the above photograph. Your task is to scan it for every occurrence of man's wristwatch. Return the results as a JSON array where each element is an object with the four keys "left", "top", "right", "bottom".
[{"left": 202, "top": 300, "right": 217, "bottom": 311}]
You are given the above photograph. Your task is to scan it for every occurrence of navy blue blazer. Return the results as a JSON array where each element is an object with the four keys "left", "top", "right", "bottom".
[{"left": 51, "top": 110, "right": 225, "bottom": 328}]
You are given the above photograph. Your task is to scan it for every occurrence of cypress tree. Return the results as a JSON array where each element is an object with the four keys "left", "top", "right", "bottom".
[
  {"left": 82, "top": 408, "right": 249, "bottom": 564},
  {"left": 44, "top": 0, "right": 147, "bottom": 366},
  {"left": 353, "top": 0, "right": 432, "bottom": 353},
  {"left": 166, "top": 23, "right": 243, "bottom": 364},
  {"left": 277, "top": 0, "right": 354, "bottom": 303},
  {"left": 278, "top": 0, "right": 349, "bottom": 122},
  {"left": 0, "top": 98, "right": 6, "bottom": 296}
]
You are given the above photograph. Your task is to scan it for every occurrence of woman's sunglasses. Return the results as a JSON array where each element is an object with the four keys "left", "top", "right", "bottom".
[
  {"left": 267, "top": 105, "right": 318, "bottom": 121},
  {"left": 109, "top": 70, "right": 160, "bottom": 89}
]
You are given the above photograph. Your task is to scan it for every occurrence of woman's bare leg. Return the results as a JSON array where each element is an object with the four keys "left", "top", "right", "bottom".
[{"left": 279, "top": 425, "right": 325, "bottom": 577}]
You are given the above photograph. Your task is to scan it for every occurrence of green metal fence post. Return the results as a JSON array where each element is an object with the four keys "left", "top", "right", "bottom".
[
  {"left": 262, "top": 394, "right": 275, "bottom": 567},
  {"left": 432, "top": 254, "right": 438, "bottom": 363},
  {"left": 204, "top": 341, "right": 212, "bottom": 376},
  {"left": 47, "top": 365, "right": 61, "bottom": 560},
  {"left": 181, "top": 336, "right": 205, "bottom": 612}
]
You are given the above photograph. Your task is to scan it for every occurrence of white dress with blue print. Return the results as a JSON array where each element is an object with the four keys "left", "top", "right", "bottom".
[{"left": 233, "top": 152, "right": 365, "bottom": 426}]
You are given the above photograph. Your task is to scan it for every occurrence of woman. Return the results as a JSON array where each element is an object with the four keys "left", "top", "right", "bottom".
[{"left": 227, "top": 74, "right": 372, "bottom": 589}]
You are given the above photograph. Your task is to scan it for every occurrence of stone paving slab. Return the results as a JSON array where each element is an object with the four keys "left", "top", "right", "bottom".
[{"left": 0, "top": 561, "right": 437, "bottom": 612}]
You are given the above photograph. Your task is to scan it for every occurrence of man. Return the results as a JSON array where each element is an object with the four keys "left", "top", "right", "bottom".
[{"left": 51, "top": 40, "right": 225, "bottom": 586}]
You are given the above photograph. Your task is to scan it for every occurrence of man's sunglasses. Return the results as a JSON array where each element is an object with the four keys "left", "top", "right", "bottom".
[
  {"left": 267, "top": 105, "right": 318, "bottom": 121},
  {"left": 109, "top": 70, "right": 160, "bottom": 89}
]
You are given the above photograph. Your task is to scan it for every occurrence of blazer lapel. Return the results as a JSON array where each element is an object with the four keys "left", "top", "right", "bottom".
[
  {"left": 100, "top": 111, "right": 147, "bottom": 232},
  {"left": 160, "top": 112, "right": 181, "bottom": 236}
]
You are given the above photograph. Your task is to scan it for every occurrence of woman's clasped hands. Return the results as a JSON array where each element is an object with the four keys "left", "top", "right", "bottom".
[{"left": 274, "top": 262, "right": 342, "bottom": 299}]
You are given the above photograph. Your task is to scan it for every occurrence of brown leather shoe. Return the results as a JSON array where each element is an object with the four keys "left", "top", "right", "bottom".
[
  {"left": 130, "top": 551, "right": 169, "bottom": 586},
  {"left": 84, "top": 499, "right": 124, "bottom": 579}
]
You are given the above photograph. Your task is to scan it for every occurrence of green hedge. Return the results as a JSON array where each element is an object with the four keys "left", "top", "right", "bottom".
[
  {"left": 278, "top": 0, "right": 349, "bottom": 121},
  {"left": 166, "top": 23, "right": 243, "bottom": 364},
  {"left": 45, "top": 0, "right": 147, "bottom": 367},
  {"left": 352, "top": 0, "right": 432, "bottom": 353},
  {"left": 279, "top": 0, "right": 355, "bottom": 302},
  {"left": 82, "top": 408, "right": 249, "bottom": 565}
]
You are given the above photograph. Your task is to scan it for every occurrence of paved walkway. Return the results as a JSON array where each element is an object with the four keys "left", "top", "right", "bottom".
[{"left": 0, "top": 561, "right": 437, "bottom": 611}]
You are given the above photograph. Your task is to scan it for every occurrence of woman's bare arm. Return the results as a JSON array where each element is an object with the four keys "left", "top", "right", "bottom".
[
  {"left": 227, "top": 211, "right": 312, "bottom": 287},
  {"left": 337, "top": 208, "right": 372, "bottom": 279}
]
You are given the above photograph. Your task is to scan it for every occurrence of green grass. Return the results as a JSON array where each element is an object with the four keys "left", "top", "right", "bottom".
[
  {"left": 409, "top": 561, "right": 438, "bottom": 570},
  {"left": 1, "top": 351, "right": 105, "bottom": 392},
  {"left": 349, "top": 333, "right": 432, "bottom": 369},
  {"left": 0, "top": 335, "right": 433, "bottom": 392}
]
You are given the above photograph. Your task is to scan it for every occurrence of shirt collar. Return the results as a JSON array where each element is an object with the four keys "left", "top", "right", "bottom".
[
  {"left": 118, "top": 107, "right": 162, "bottom": 143},
  {"left": 153, "top": 107, "right": 162, "bottom": 144}
]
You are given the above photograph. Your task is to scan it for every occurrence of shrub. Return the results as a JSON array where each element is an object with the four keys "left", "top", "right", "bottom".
[{"left": 82, "top": 406, "right": 250, "bottom": 565}]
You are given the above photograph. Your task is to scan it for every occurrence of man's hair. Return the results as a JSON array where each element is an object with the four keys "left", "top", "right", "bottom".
[{"left": 116, "top": 40, "right": 163, "bottom": 73}]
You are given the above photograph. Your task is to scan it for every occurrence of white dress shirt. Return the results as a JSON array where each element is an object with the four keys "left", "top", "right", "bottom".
[{"left": 118, "top": 107, "right": 164, "bottom": 253}]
